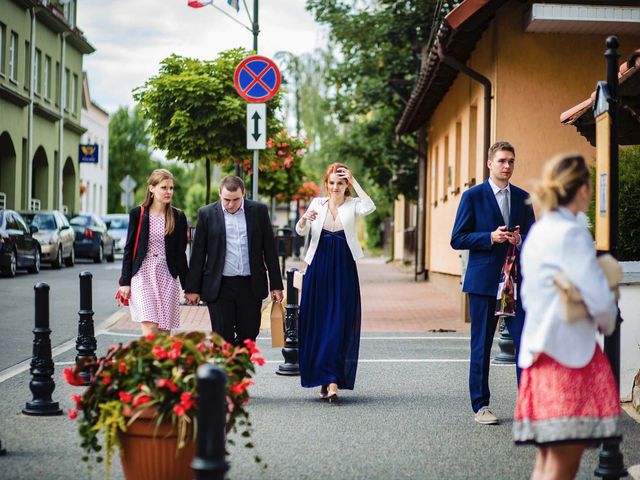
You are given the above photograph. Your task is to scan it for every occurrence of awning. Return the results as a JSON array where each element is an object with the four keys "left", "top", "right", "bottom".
[{"left": 560, "top": 51, "right": 640, "bottom": 146}]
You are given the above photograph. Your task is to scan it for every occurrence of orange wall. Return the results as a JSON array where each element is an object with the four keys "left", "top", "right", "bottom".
[{"left": 423, "top": 0, "right": 640, "bottom": 279}]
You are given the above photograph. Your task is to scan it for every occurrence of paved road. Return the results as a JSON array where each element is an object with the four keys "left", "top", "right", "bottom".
[
  {"left": 0, "top": 256, "right": 122, "bottom": 371},
  {"left": 0, "top": 329, "right": 638, "bottom": 480}
]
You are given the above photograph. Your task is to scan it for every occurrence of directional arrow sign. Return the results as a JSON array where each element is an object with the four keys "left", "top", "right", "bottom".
[
  {"left": 247, "top": 103, "right": 266, "bottom": 150},
  {"left": 119, "top": 174, "right": 137, "bottom": 193}
]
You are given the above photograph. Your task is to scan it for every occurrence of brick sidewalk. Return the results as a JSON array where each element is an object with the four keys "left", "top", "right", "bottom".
[{"left": 109, "top": 257, "right": 468, "bottom": 333}]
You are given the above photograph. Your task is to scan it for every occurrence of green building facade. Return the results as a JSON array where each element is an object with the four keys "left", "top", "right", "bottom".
[{"left": 0, "top": 0, "right": 93, "bottom": 212}]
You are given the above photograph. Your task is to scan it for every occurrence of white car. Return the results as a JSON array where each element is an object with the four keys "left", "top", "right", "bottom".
[{"left": 103, "top": 213, "right": 129, "bottom": 254}]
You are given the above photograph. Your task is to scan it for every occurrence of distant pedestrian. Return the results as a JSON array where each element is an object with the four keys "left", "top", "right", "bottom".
[
  {"left": 514, "top": 154, "right": 620, "bottom": 479},
  {"left": 184, "top": 176, "right": 283, "bottom": 345},
  {"left": 117, "top": 169, "right": 189, "bottom": 336},
  {"left": 451, "top": 141, "right": 536, "bottom": 424},
  {"left": 295, "top": 163, "right": 375, "bottom": 402}
]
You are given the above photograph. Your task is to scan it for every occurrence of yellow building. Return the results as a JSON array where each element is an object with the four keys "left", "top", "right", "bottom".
[{"left": 394, "top": 0, "right": 640, "bottom": 313}]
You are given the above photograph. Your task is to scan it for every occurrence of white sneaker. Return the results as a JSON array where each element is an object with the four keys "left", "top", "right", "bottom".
[{"left": 474, "top": 406, "right": 499, "bottom": 425}]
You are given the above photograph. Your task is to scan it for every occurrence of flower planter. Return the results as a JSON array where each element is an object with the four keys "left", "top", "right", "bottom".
[{"left": 119, "top": 408, "right": 195, "bottom": 480}]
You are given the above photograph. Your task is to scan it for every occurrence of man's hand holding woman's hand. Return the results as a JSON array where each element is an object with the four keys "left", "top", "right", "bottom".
[{"left": 184, "top": 293, "right": 200, "bottom": 305}]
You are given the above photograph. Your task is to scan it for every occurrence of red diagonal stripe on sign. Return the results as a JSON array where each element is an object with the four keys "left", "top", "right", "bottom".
[{"left": 241, "top": 64, "right": 276, "bottom": 95}]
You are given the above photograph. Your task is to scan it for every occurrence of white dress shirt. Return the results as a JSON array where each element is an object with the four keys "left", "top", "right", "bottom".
[
  {"left": 296, "top": 195, "right": 375, "bottom": 265},
  {"left": 519, "top": 207, "right": 617, "bottom": 368},
  {"left": 222, "top": 201, "right": 251, "bottom": 276}
]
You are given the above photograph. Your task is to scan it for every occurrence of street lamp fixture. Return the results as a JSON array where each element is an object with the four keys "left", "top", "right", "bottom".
[{"left": 187, "top": 0, "right": 260, "bottom": 52}]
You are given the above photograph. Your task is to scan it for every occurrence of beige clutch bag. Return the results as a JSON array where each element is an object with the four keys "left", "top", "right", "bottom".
[{"left": 553, "top": 254, "right": 622, "bottom": 323}]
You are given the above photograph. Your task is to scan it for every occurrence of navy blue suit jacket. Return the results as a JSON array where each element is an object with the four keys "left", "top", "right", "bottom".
[{"left": 450, "top": 180, "right": 535, "bottom": 297}]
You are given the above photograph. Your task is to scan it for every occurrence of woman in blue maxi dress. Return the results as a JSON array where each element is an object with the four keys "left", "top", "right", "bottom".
[{"left": 295, "top": 163, "right": 375, "bottom": 402}]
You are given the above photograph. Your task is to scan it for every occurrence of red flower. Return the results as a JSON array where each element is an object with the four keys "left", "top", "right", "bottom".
[
  {"left": 133, "top": 395, "right": 152, "bottom": 408},
  {"left": 173, "top": 404, "right": 186, "bottom": 417},
  {"left": 171, "top": 340, "right": 184, "bottom": 352},
  {"left": 118, "top": 391, "right": 133, "bottom": 403},
  {"left": 243, "top": 339, "right": 259, "bottom": 355},
  {"left": 146, "top": 334, "right": 155, "bottom": 341},
  {"left": 180, "top": 392, "right": 196, "bottom": 411},
  {"left": 63, "top": 367, "right": 84, "bottom": 386},
  {"left": 152, "top": 346, "right": 168, "bottom": 360},
  {"left": 251, "top": 354, "right": 265, "bottom": 366},
  {"left": 230, "top": 379, "right": 254, "bottom": 396},
  {"left": 118, "top": 362, "right": 127, "bottom": 374},
  {"left": 102, "top": 375, "right": 111, "bottom": 385},
  {"left": 186, "top": 355, "right": 195, "bottom": 365},
  {"left": 157, "top": 378, "right": 179, "bottom": 393},
  {"left": 67, "top": 409, "right": 78, "bottom": 420},
  {"left": 168, "top": 349, "right": 180, "bottom": 360},
  {"left": 71, "top": 393, "right": 82, "bottom": 404}
]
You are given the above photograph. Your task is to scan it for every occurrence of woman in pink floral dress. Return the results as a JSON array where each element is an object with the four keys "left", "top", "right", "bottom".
[{"left": 117, "top": 169, "right": 188, "bottom": 335}]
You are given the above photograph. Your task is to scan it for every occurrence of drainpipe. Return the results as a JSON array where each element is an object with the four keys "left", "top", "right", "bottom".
[
  {"left": 438, "top": 43, "right": 492, "bottom": 178},
  {"left": 27, "top": 7, "right": 37, "bottom": 210},
  {"left": 58, "top": 32, "right": 68, "bottom": 211},
  {"left": 397, "top": 134, "right": 428, "bottom": 281}
]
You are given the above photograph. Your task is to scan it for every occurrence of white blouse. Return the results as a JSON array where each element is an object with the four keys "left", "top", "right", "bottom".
[{"left": 519, "top": 207, "right": 617, "bottom": 369}]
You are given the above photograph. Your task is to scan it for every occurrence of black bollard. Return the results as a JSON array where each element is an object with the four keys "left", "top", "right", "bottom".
[
  {"left": 492, "top": 317, "right": 516, "bottom": 364},
  {"left": 23, "top": 283, "right": 62, "bottom": 416},
  {"left": 75, "top": 271, "right": 97, "bottom": 385},
  {"left": 0, "top": 439, "right": 6, "bottom": 455},
  {"left": 276, "top": 268, "right": 300, "bottom": 376},
  {"left": 191, "top": 364, "right": 229, "bottom": 480}
]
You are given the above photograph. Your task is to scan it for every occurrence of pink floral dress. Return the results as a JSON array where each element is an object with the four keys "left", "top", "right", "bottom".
[{"left": 129, "top": 214, "right": 180, "bottom": 330}]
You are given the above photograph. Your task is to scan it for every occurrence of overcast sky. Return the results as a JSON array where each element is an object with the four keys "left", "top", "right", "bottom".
[{"left": 77, "top": 1, "right": 326, "bottom": 114}]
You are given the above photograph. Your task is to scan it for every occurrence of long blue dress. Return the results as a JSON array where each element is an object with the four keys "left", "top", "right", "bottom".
[{"left": 299, "top": 229, "right": 361, "bottom": 389}]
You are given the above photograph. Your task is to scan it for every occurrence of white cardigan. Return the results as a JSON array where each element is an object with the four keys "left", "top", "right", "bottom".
[
  {"left": 519, "top": 208, "right": 617, "bottom": 369},
  {"left": 295, "top": 195, "right": 376, "bottom": 265}
]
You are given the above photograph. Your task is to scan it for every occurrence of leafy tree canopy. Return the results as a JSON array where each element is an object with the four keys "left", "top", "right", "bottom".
[{"left": 304, "top": 0, "right": 438, "bottom": 201}]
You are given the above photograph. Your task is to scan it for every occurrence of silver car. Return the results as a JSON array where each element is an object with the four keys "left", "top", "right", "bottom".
[
  {"left": 20, "top": 210, "right": 75, "bottom": 268},
  {"left": 103, "top": 213, "right": 129, "bottom": 254}
]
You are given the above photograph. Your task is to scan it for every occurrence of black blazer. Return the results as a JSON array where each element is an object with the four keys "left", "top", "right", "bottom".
[
  {"left": 185, "top": 199, "right": 283, "bottom": 302},
  {"left": 119, "top": 206, "right": 189, "bottom": 287}
]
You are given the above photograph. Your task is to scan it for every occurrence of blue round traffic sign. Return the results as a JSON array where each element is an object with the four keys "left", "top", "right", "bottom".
[{"left": 234, "top": 55, "right": 281, "bottom": 103}]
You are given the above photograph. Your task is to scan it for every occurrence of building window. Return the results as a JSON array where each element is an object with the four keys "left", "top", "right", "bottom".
[
  {"left": 9, "top": 31, "right": 17, "bottom": 82},
  {"left": 0, "top": 23, "right": 6, "bottom": 76},
  {"left": 443, "top": 135, "right": 449, "bottom": 202},
  {"left": 454, "top": 121, "right": 462, "bottom": 195},
  {"left": 24, "top": 41, "right": 29, "bottom": 90},
  {"left": 432, "top": 145, "right": 439, "bottom": 206},
  {"left": 64, "top": 1, "right": 76, "bottom": 29},
  {"left": 72, "top": 73, "right": 78, "bottom": 113},
  {"left": 44, "top": 55, "right": 51, "bottom": 99},
  {"left": 64, "top": 68, "right": 70, "bottom": 110},
  {"left": 55, "top": 62, "right": 60, "bottom": 106},
  {"left": 467, "top": 105, "right": 478, "bottom": 188},
  {"left": 34, "top": 48, "right": 41, "bottom": 95}
]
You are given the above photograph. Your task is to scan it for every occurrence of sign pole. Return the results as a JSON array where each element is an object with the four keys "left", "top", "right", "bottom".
[
  {"left": 252, "top": 150, "right": 259, "bottom": 200},
  {"left": 594, "top": 35, "right": 626, "bottom": 480}
]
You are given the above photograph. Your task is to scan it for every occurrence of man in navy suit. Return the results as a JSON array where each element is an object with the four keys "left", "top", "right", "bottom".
[{"left": 451, "top": 141, "right": 535, "bottom": 425}]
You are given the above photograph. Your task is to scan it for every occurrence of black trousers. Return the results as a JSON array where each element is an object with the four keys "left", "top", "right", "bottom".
[{"left": 207, "top": 276, "right": 262, "bottom": 345}]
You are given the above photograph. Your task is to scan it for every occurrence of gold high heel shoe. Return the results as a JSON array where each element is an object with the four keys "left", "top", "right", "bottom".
[
  {"left": 320, "top": 385, "right": 329, "bottom": 400},
  {"left": 327, "top": 386, "right": 339, "bottom": 403}
]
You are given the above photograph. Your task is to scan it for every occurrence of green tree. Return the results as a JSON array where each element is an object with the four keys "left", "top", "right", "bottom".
[
  {"left": 133, "top": 49, "right": 283, "bottom": 204},
  {"left": 107, "top": 106, "right": 158, "bottom": 213},
  {"left": 305, "top": 0, "right": 438, "bottom": 201}
]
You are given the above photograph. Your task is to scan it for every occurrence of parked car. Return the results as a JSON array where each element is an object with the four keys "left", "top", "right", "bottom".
[
  {"left": 69, "top": 213, "right": 116, "bottom": 263},
  {"left": 103, "top": 213, "right": 129, "bottom": 254},
  {"left": 0, "top": 209, "right": 41, "bottom": 277},
  {"left": 20, "top": 210, "right": 75, "bottom": 268}
]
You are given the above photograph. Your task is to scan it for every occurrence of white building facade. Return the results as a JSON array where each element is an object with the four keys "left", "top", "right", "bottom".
[{"left": 79, "top": 72, "right": 109, "bottom": 215}]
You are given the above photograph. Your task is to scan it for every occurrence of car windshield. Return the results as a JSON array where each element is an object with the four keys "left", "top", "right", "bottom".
[
  {"left": 24, "top": 213, "right": 56, "bottom": 230},
  {"left": 70, "top": 216, "right": 91, "bottom": 227},
  {"left": 108, "top": 218, "right": 129, "bottom": 229}
]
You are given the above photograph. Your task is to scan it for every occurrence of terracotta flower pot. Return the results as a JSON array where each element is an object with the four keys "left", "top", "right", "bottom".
[{"left": 118, "top": 407, "right": 195, "bottom": 480}]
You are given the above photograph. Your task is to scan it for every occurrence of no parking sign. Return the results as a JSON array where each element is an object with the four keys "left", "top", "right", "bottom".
[{"left": 234, "top": 55, "right": 281, "bottom": 103}]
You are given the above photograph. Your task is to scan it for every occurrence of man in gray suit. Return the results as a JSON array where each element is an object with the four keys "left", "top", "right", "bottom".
[{"left": 185, "top": 176, "right": 283, "bottom": 345}]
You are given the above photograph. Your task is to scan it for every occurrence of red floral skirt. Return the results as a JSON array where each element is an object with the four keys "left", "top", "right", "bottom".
[{"left": 513, "top": 346, "right": 620, "bottom": 447}]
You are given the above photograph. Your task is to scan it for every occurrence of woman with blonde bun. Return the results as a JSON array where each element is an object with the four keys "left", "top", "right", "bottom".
[{"left": 513, "top": 154, "right": 620, "bottom": 479}]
